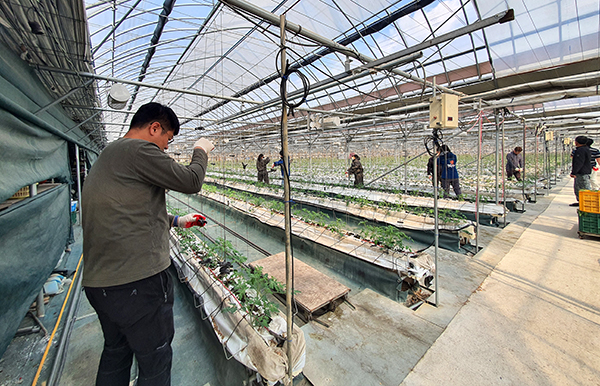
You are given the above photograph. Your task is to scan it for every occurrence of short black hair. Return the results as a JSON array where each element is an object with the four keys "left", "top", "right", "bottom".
[
  {"left": 575, "top": 135, "right": 588, "bottom": 145},
  {"left": 130, "top": 102, "right": 180, "bottom": 135},
  {"left": 514, "top": 146, "right": 522, "bottom": 152}
]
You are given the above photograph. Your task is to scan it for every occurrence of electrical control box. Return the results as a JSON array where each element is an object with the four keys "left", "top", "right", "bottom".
[
  {"left": 544, "top": 130, "right": 554, "bottom": 141},
  {"left": 429, "top": 93, "right": 459, "bottom": 128}
]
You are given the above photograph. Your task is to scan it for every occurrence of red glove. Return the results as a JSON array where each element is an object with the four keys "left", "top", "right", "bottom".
[{"left": 175, "top": 213, "right": 207, "bottom": 228}]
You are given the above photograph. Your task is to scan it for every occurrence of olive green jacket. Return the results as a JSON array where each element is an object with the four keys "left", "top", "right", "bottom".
[{"left": 82, "top": 138, "right": 207, "bottom": 287}]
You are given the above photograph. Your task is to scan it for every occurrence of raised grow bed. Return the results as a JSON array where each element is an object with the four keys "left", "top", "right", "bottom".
[{"left": 168, "top": 218, "right": 306, "bottom": 385}]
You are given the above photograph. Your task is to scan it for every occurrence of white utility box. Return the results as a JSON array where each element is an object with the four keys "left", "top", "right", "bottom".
[{"left": 429, "top": 93, "right": 459, "bottom": 128}]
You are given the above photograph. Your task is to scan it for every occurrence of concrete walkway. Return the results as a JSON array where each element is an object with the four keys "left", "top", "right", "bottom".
[{"left": 401, "top": 179, "right": 600, "bottom": 385}]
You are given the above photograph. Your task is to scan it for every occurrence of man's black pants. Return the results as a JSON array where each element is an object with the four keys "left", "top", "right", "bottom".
[{"left": 85, "top": 268, "right": 174, "bottom": 386}]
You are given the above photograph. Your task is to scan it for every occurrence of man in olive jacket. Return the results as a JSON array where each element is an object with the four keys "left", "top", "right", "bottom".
[{"left": 82, "top": 102, "right": 214, "bottom": 385}]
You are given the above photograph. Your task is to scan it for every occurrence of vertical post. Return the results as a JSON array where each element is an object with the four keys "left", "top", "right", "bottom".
[
  {"left": 432, "top": 79, "right": 439, "bottom": 307},
  {"left": 544, "top": 131, "right": 550, "bottom": 191},
  {"left": 501, "top": 114, "right": 507, "bottom": 227},
  {"left": 494, "top": 109, "right": 500, "bottom": 204},
  {"left": 475, "top": 100, "right": 482, "bottom": 252},
  {"left": 307, "top": 116, "right": 312, "bottom": 174},
  {"left": 280, "top": 15, "right": 294, "bottom": 383},
  {"left": 554, "top": 133, "right": 558, "bottom": 182},
  {"left": 522, "top": 120, "right": 526, "bottom": 202},
  {"left": 75, "top": 144, "right": 83, "bottom": 224},
  {"left": 534, "top": 129, "right": 538, "bottom": 202},
  {"left": 404, "top": 132, "right": 408, "bottom": 194},
  {"left": 30, "top": 183, "right": 45, "bottom": 318}
]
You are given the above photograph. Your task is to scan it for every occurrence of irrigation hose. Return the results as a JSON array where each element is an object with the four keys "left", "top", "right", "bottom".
[{"left": 32, "top": 253, "right": 84, "bottom": 386}]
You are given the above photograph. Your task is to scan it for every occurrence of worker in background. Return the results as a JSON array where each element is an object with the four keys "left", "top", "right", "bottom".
[
  {"left": 569, "top": 135, "right": 592, "bottom": 206},
  {"left": 437, "top": 144, "right": 462, "bottom": 198},
  {"left": 585, "top": 138, "right": 600, "bottom": 190},
  {"left": 81, "top": 102, "right": 214, "bottom": 385},
  {"left": 346, "top": 152, "right": 364, "bottom": 188},
  {"left": 273, "top": 150, "right": 290, "bottom": 186},
  {"left": 506, "top": 146, "right": 524, "bottom": 181},
  {"left": 256, "top": 153, "right": 270, "bottom": 184}
]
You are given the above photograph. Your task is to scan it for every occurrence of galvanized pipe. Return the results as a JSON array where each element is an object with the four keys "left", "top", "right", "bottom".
[
  {"left": 476, "top": 100, "right": 482, "bottom": 252},
  {"left": 219, "top": 0, "right": 512, "bottom": 96},
  {"left": 494, "top": 109, "right": 500, "bottom": 204},
  {"left": 35, "top": 65, "right": 262, "bottom": 105},
  {"left": 522, "top": 120, "right": 526, "bottom": 201}
]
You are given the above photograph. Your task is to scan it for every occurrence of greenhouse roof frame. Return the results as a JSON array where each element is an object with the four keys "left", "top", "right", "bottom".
[{"left": 0, "top": 0, "right": 598, "bottom": 153}]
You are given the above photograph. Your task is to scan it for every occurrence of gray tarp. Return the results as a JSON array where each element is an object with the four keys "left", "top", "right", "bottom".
[
  {"left": 0, "top": 185, "right": 71, "bottom": 356},
  {"left": 0, "top": 41, "right": 96, "bottom": 357}
]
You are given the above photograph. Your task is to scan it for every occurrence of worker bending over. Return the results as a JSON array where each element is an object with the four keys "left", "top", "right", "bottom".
[{"left": 506, "top": 146, "right": 523, "bottom": 181}]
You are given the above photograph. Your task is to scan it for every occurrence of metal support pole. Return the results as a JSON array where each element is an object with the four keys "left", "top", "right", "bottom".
[
  {"left": 534, "top": 130, "right": 538, "bottom": 202},
  {"left": 476, "top": 100, "right": 482, "bottom": 252},
  {"left": 544, "top": 133, "right": 552, "bottom": 194},
  {"left": 433, "top": 150, "right": 439, "bottom": 306},
  {"left": 494, "top": 109, "right": 500, "bottom": 204},
  {"left": 554, "top": 134, "right": 558, "bottom": 182},
  {"left": 34, "top": 79, "right": 94, "bottom": 115},
  {"left": 280, "top": 15, "right": 294, "bottom": 383},
  {"left": 522, "top": 120, "right": 526, "bottom": 201},
  {"left": 75, "top": 144, "right": 83, "bottom": 224},
  {"left": 28, "top": 184, "right": 45, "bottom": 318},
  {"left": 501, "top": 114, "right": 507, "bottom": 227},
  {"left": 432, "top": 80, "right": 439, "bottom": 307},
  {"left": 404, "top": 133, "right": 408, "bottom": 194}
]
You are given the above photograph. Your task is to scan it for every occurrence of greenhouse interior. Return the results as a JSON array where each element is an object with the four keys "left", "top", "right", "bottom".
[{"left": 1, "top": 0, "right": 599, "bottom": 385}]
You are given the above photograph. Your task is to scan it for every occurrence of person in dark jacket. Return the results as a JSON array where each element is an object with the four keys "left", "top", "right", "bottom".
[
  {"left": 426, "top": 153, "right": 441, "bottom": 188},
  {"left": 569, "top": 135, "right": 592, "bottom": 206},
  {"left": 506, "top": 146, "right": 523, "bottom": 181},
  {"left": 437, "top": 145, "right": 461, "bottom": 198},
  {"left": 256, "top": 153, "right": 270, "bottom": 184},
  {"left": 346, "top": 153, "right": 364, "bottom": 187}
]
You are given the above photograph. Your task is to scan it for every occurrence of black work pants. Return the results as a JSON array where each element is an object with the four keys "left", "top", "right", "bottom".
[
  {"left": 507, "top": 169, "right": 521, "bottom": 181},
  {"left": 84, "top": 268, "right": 174, "bottom": 386},
  {"left": 441, "top": 178, "right": 462, "bottom": 198}
]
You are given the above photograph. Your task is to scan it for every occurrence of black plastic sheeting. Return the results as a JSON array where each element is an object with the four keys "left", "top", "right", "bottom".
[{"left": 0, "top": 185, "right": 71, "bottom": 357}]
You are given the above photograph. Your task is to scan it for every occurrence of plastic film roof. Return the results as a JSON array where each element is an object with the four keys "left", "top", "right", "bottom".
[{"left": 0, "top": 0, "right": 599, "bottom": 150}]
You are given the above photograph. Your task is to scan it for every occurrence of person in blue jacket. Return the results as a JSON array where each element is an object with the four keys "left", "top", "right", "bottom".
[{"left": 437, "top": 144, "right": 462, "bottom": 198}]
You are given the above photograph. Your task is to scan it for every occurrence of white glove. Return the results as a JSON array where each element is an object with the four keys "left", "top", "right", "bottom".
[
  {"left": 174, "top": 213, "right": 207, "bottom": 228},
  {"left": 194, "top": 138, "right": 214, "bottom": 154}
]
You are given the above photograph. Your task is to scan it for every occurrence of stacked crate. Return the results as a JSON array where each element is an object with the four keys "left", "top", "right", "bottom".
[{"left": 578, "top": 190, "right": 600, "bottom": 235}]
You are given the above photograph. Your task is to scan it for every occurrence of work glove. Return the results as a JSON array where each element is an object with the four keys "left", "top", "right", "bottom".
[
  {"left": 194, "top": 138, "right": 215, "bottom": 154},
  {"left": 174, "top": 213, "right": 207, "bottom": 228}
]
